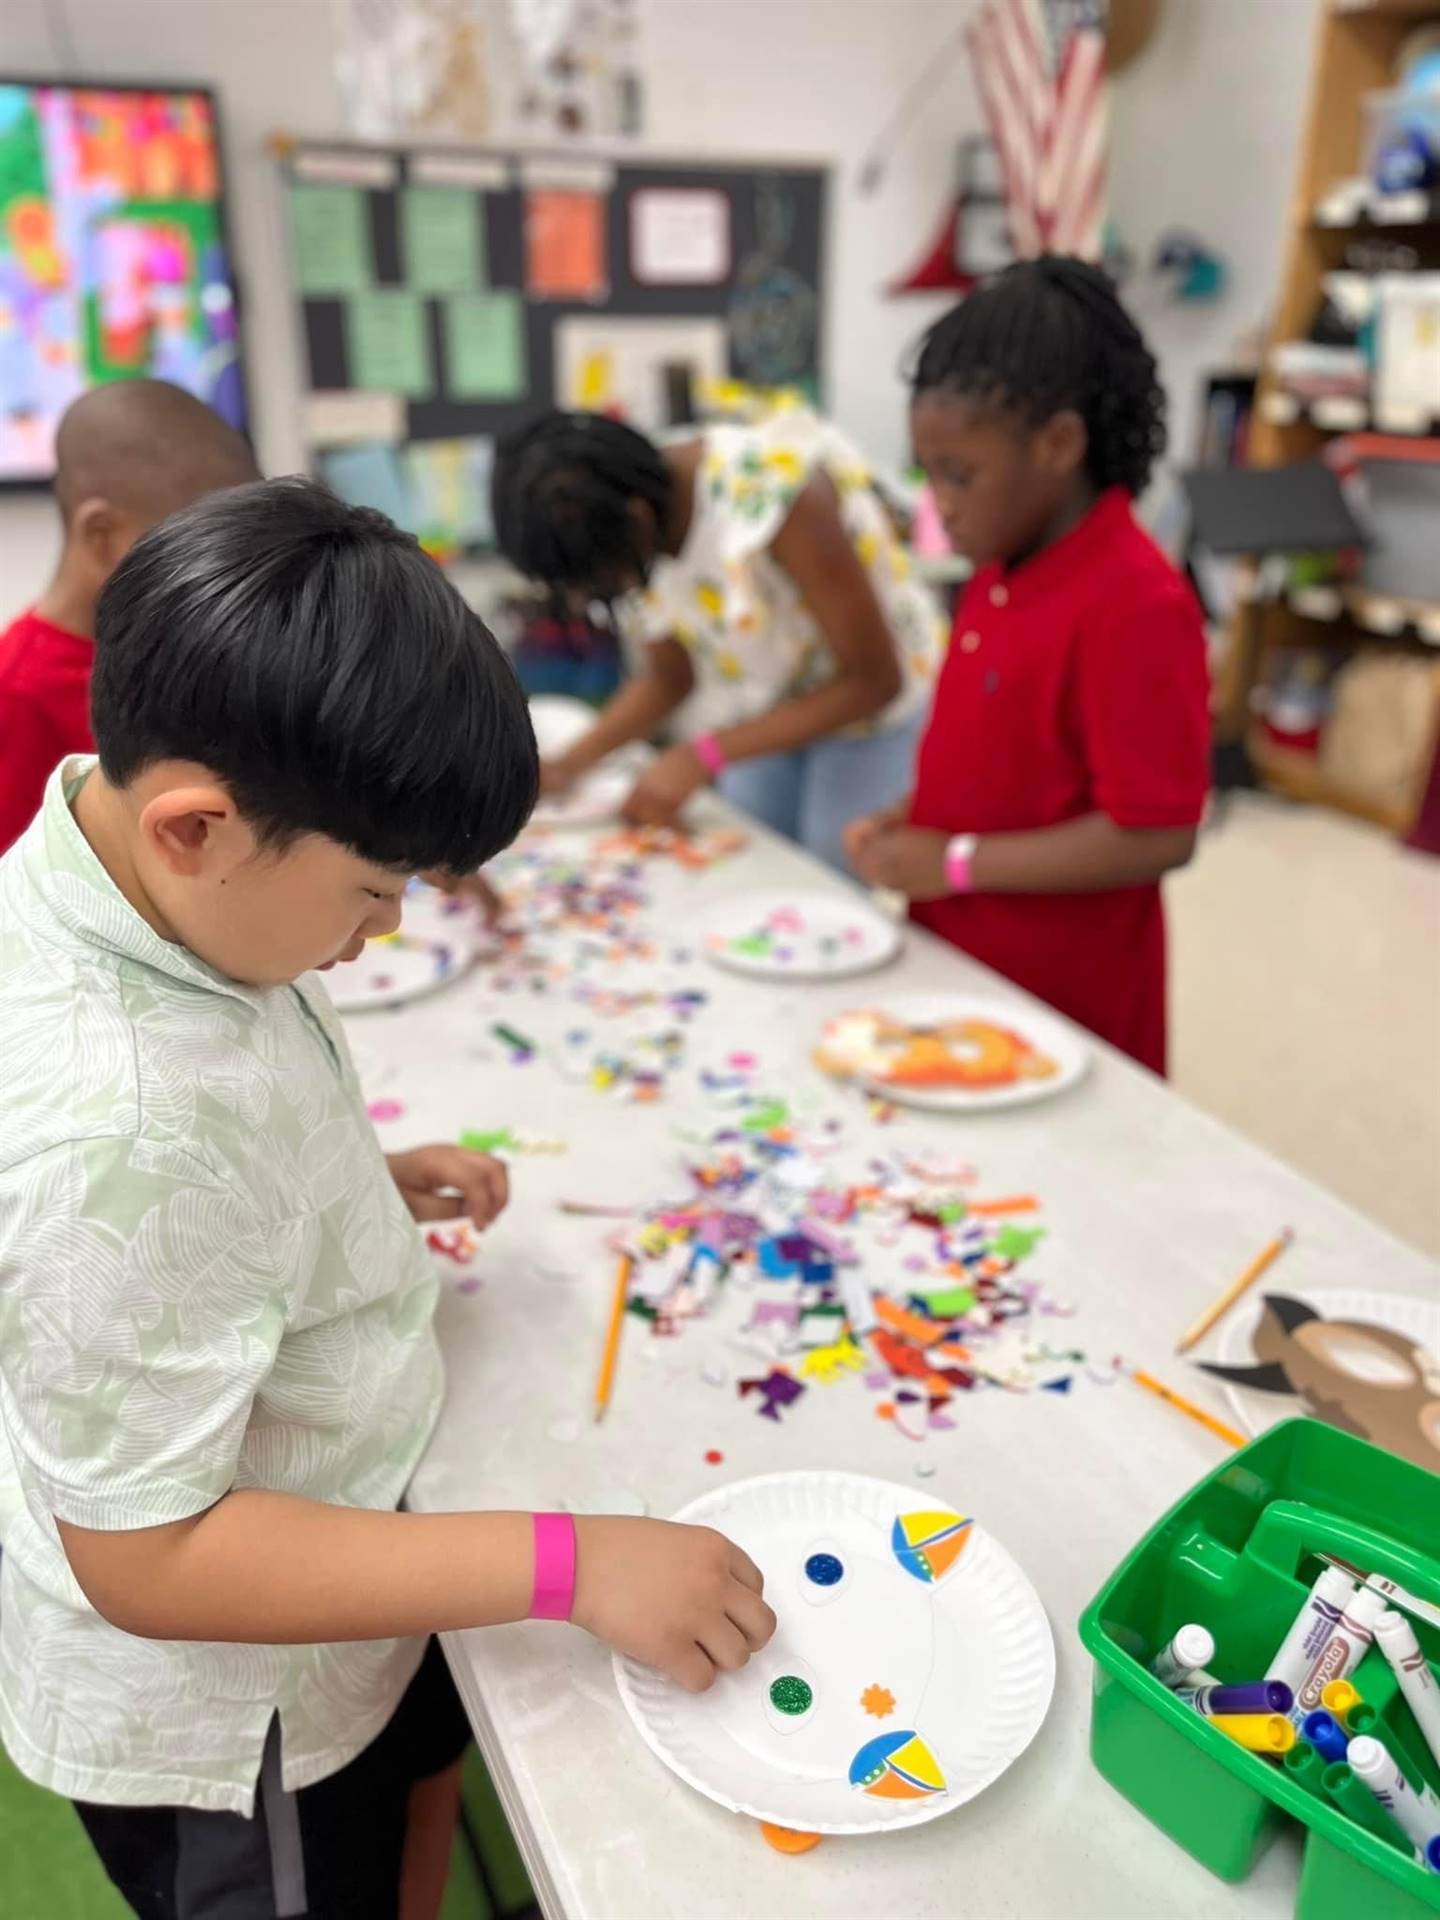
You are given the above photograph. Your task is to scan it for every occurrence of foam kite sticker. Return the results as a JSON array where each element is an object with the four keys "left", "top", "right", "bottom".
[
  {"left": 891, "top": 1511, "right": 973, "bottom": 1584},
  {"left": 848, "top": 1730, "right": 947, "bottom": 1800}
]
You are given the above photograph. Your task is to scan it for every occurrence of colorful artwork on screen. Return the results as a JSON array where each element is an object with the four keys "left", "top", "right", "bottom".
[{"left": 0, "top": 83, "right": 245, "bottom": 479}]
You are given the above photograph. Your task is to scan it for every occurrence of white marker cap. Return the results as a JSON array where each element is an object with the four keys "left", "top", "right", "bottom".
[
  {"left": 1316, "top": 1566, "right": 1362, "bottom": 1606},
  {"left": 1374, "top": 1607, "right": 1415, "bottom": 1645},
  {"left": 1346, "top": 1586, "right": 1389, "bottom": 1631},
  {"left": 1173, "top": 1624, "right": 1216, "bottom": 1671},
  {"left": 1346, "top": 1736, "right": 1386, "bottom": 1782}
]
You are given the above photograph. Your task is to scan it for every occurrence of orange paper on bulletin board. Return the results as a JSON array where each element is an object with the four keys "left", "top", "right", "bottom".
[{"left": 526, "top": 189, "right": 608, "bottom": 300}]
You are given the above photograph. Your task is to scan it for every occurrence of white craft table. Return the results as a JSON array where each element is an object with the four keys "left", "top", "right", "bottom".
[{"left": 351, "top": 798, "right": 1439, "bottom": 1920}]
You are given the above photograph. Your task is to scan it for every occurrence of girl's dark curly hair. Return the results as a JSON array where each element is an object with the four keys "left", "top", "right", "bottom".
[
  {"left": 910, "top": 255, "right": 1166, "bottom": 496},
  {"left": 491, "top": 409, "right": 672, "bottom": 589}
]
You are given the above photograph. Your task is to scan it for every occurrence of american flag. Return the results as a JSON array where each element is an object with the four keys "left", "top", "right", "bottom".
[{"left": 967, "top": 0, "right": 1108, "bottom": 261}]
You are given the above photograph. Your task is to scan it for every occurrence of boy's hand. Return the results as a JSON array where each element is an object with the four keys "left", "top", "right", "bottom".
[
  {"left": 849, "top": 825, "right": 951, "bottom": 900},
  {"left": 386, "top": 1146, "right": 509, "bottom": 1227},
  {"left": 621, "top": 744, "right": 707, "bottom": 828},
  {"left": 572, "top": 1516, "right": 776, "bottom": 1692},
  {"left": 539, "top": 754, "right": 582, "bottom": 796},
  {"left": 842, "top": 798, "right": 910, "bottom": 872},
  {"left": 420, "top": 869, "right": 505, "bottom": 927}
]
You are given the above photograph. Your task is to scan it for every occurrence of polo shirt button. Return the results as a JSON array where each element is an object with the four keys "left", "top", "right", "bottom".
[
  {"left": 959, "top": 630, "right": 981, "bottom": 652},
  {"left": 990, "top": 583, "right": 1009, "bottom": 607}
]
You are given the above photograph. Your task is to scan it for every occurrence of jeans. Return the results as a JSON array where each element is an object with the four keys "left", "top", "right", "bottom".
[{"left": 716, "top": 717, "right": 923, "bottom": 874}]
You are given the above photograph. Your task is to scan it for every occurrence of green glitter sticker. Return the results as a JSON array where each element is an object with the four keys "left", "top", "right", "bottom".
[{"left": 769, "top": 1675, "right": 814, "bottom": 1716}]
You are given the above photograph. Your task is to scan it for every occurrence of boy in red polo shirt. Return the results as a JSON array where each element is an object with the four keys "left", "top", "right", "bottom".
[
  {"left": 0, "top": 379, "right": 258, "bottom": 854},
  {"left": 846, "top": 257, "right": 1209, "bottom": 1075}
]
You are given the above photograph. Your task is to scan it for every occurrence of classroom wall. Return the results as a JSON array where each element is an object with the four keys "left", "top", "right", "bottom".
[
  {"left": 0, "top": 0, "right": 1313, "bottom": 617},
  {"left": 1107, "top": 0, "right": 1313, "bottom": 467}
]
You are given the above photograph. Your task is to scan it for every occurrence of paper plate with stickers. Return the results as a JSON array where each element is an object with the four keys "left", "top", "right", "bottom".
[
  {"left": 700, "top": 890, "right": 902, "bottom": 983},
  {"left": 815, "top": 992, "right": 1090, "bottom": 1112},
  {"left": 324, "top": 882, "right": 494, "bottom": 1015},
  {"left": 614, "top": 1471, "right": 1054, "bottom": 1834}
]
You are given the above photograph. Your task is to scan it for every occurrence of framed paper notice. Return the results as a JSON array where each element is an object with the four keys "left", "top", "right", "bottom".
[{"left": 629, "top": 187, "right": 731, "bottom": 287}]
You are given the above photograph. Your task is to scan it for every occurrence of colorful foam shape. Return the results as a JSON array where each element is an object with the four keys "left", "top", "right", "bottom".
[
  {"left": 890, "top": 1510, "right": 973, "bottom": 1584},
  {"left": 848, "top": 1730, "right": 947, "bottom": 1800}
]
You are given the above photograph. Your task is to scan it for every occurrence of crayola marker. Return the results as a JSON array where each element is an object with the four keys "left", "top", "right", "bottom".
[
  {"left": 1174, "top": 1680, "right": 1294, "bottom": 1718},
  {"left": 1210, "top": 1711, "right": 1296, "bottom": 1755},
  {"left": 1290, "top": 1584, "right": 1388, "bottom": 1725},
  {"left": 1151, "top": 1624, "right": 1215, "bottom": 1686},
  {"left": 1283, "top": 1739, "right": 1327, "bottom": 1799},
  {"left": 1266, "top": 1567, "right": 1360, "bottom": 1694},
  {"left": 1428, "top": 1835, "right": 1440, "bottom": 1874},
  {"left": 1375, "top": 1609, "right": 1440, "bottom": 1776},
  {"left": 1301, "top": 1709, "right": 1350, "bottom": 1766},
  {"left": 1348, "top": 1735, "right": 1440, "bottom": 1853},
  {"left": 1321, "top": 1678, "right": 1363, "bottom": 1727},
  {"left": 1322, "top": 1761, "right": 1413, "bottom": 1851}
]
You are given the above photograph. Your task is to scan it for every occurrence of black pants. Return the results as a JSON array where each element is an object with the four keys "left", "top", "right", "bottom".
[{"left": 74, "top": 1639, "right": 470, "bottom": 1919}]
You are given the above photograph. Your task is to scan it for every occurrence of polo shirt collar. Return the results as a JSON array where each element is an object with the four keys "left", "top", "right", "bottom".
[
  {"left": 986, "top": 485, "right": 1133, "bottom": 607},
  {"left": 17, "top": 758, "right": 271, "bottom": 1011}
]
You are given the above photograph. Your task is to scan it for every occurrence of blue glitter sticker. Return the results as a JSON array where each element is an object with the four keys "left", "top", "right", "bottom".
[{"left": 805, "top": 1551, "right": 844, "bottom": 1587}]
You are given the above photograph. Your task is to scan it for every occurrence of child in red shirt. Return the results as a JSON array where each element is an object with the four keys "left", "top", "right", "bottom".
[
  {"left": 846, "top": 257, "right": 1209, "bottom": 1075},
  {"left": 0, "top": 380, "right": 259, "bottom": 855}
]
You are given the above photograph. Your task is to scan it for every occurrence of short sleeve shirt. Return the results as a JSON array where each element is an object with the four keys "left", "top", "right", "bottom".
[
  {"left": 618, "top": 411, "right": 945, "bottom": 737},
  {"left": 0, "top": 762, "right": 444, "bottom": 1814},
  {"left": 909, "top": 489, "right": 1210, "bottom": 1074}
]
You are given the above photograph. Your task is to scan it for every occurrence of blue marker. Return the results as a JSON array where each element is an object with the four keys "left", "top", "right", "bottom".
[
  {"left": 1302, "top": 1710, "right": 1351, "bottom": 1766},
  {"left": 1427, "top": 1834, "right": 1440, "bottom": 1874},
  {"left": 1174, "top": 1680, "right": 1294, "bottom": 1718}
]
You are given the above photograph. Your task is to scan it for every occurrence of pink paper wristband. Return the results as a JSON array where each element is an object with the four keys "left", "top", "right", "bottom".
[
  {"left": 692, "top": 731, "right": 728, "bottom": 779},
  {"left": 530, "top": 1512, "right": 577, "bottom": 1621}
]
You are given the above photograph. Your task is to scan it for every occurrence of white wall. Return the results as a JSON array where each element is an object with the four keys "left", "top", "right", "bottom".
[
  {"left": 1108, "top": 0, "right": 1313, "bottom": 466},
  {"left": 0, "top": 0, "right": 1314, "bottom": 618}
]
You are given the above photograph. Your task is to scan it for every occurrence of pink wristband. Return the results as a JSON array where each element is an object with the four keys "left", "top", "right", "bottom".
[
  {"left": 945, "top": 833, "right": 978, "bottom": 895},
  {"left": 530, "top": 1512, "right": 577, "bottom": 1621},
  {"left": 691, "top": 731, "right": 728, "bottom": 779}
]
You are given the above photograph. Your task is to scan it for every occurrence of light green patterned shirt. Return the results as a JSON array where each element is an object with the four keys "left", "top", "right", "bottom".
[{"left": 0, "top": 762, "right": 444, "bottom": 1814}]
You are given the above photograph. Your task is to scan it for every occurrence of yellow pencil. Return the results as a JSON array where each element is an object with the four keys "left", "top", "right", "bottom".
[
  {"left": 593, "top": 1254, "right": 634, "bottom": 1423},
  {"left": 1175, "top": 1228, "right": 1294, "bottom": 1354},
  {"left": 1125, "top": 1363, "right": 1248, "bottom": 1451}
]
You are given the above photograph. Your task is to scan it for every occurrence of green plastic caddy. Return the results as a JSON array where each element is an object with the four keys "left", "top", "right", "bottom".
[{"left": 1079, "top": 1419, "right": 1440, "bottom": 1918}]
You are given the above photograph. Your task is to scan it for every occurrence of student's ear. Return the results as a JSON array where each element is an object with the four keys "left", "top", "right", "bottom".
[
  {"left": 626, "top": 495, "right": 659, "bottom": 562},
  {"left": 69, "top": 496, "right": 149, "bottom": 580},
  {"left": 137, "top": 785, "right": 243, "bottom": 879},
  {"left": 1035, "top": 409, "right": 1088, "bottom": 482}
]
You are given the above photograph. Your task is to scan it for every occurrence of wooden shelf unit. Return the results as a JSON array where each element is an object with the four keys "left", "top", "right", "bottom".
[{"left": 1217, "top": 0, "right": 1440, "bottom": 835}]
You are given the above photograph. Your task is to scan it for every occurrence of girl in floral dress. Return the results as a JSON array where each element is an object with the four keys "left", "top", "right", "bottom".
[{"left": 492, "top": 407, "right": 944, "bottom": 870}]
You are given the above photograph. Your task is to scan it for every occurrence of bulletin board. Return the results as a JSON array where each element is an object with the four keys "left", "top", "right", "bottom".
[{"left": 275, "top": 138, "right": 829, "bottom": 554}]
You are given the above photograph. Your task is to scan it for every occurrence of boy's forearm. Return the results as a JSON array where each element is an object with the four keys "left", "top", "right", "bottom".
[
  {"left": 971, "top": 813, "right": 1197, "bottom": 892},
  {"left": 58, "top": 1494, "right": 534, "bottom": 1643}
]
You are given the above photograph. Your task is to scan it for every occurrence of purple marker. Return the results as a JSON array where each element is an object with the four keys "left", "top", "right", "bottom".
[{"left": 1174, "top": 1679, "right": 1295, "bottom": 1719}]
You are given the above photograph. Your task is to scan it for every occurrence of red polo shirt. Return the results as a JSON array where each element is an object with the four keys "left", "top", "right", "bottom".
[
  {"left": 909, "top": 488, "right": 1209, "bottom": 1075},
  {"left": 0, "top": 609, "right": 95, "bottom": 856}
]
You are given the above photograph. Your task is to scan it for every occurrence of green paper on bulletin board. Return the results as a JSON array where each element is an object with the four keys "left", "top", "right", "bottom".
[
  {"left": 289, "top": 184, "right": 371, "bottom": 294},
  {"left": 347, "top": 291, "right": 433, "bottom": 396},
  {"left": 444, "top": 293, "right": 525, "bottom": 399},
  {"left": 403, "top": 186, "right": 485, "bottom": 292}
]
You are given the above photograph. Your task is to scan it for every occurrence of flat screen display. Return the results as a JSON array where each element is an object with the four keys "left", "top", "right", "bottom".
[{"left": 0, "top": 80, "right": 246, "bottom": 482}]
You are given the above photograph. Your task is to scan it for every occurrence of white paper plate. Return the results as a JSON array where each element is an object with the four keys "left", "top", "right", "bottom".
[
  {"left": 1214, "top": 1287, "right": 1440, "bottom": 1444},
  {"left": 816, "top": 993, "right": 1090, "bottom": 1112},
  {"left": 324, "top": 883, "right": 489, "bottom": 1014},
  {"left": 530, "top": 763, "right": 635, "bottom": 831},
  {"left": 528, "top": 695, "right": 596, "bottom": 760},
  {"left": 615, "top": 1471, "right": 1054, "bottom": 1834},
  {"left": 700, "top": 891, "right": 902, "bottom": 983}
]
